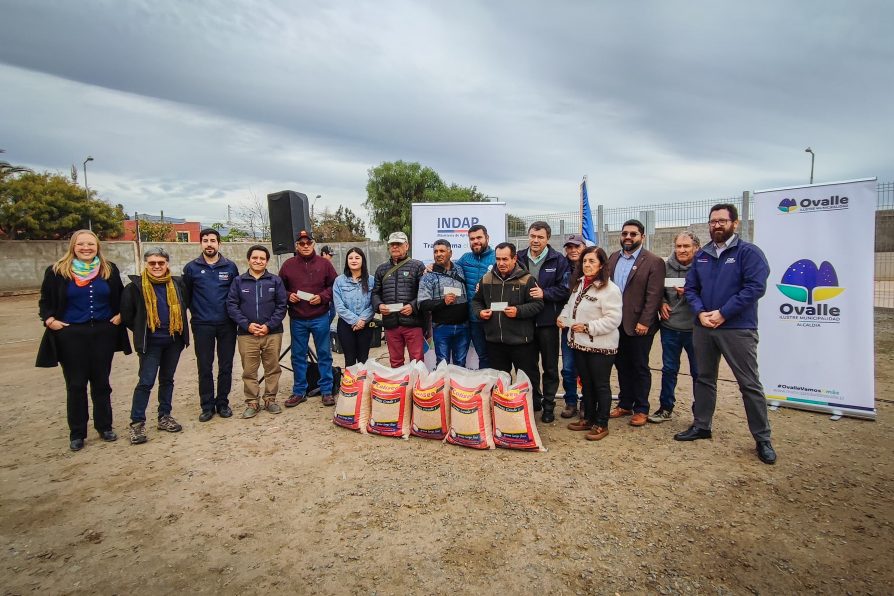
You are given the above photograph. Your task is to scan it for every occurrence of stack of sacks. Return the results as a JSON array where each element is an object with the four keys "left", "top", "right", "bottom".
[
  {"left": 444, "top": 365, "right": 503, "bottom": 450},
  {"left": 366, "top": 360, "right": 418, "bottom": 439},
  {"left": 332, "top": 361, "right": 372, "bottom": 433},
  {"left": 410, "top": 361, "right": 450, "bottom": 440},
  {"left": 492, "top": 369, "right": 546, "bottom": 452}
]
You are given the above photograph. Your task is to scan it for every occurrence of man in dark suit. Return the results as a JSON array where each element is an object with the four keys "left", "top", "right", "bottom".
[{"left": 606, "top": 219, "right": 665, "bottom": 426}]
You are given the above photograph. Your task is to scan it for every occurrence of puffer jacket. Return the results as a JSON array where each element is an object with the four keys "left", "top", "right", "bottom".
[
  {"left": 662, "top": 253, "right": 695, "bottom": 332},
  {"left": 517, "top": 245, "right": 571, "bottom": 327},
  {"left": 457, "top": 247, "right": 496, "bottom": 322},
  {"left": 371, "top": 257, "right": 426, "bottom": 329},
  {"left": 471, "top": 264, "right": 544, "bottom": 345}
]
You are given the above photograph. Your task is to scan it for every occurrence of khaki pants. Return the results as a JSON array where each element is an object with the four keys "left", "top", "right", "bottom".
[{"left": 237, "top": 333, "right": 283, "bottom": 403}]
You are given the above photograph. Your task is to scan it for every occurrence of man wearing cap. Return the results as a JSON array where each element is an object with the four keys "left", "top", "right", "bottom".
[
  {"left": 560, "top": 234, "right": 584, "bottom": 418},
  {"left": 371, "top": 232, "right": 427, "bottom": 367},
  {"left": 278, "top": 230, "right": 338, "bottom": 407}
]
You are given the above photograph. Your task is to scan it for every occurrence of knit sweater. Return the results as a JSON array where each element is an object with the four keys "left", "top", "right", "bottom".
[{"left": 559, "top": 279, "right": 623, "bottom": 353}]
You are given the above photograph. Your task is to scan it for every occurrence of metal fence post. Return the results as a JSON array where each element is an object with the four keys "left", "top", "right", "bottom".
[
  {"left": 597, "top": 204, "right": 604, "bottom": 249},
  {"left": 740, "top": 191, "right": 752, "bottom": 241}
]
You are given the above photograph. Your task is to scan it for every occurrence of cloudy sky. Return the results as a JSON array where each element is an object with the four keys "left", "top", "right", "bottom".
[{"left": 1, "top": 0, "right": 891, "bottom": 228}]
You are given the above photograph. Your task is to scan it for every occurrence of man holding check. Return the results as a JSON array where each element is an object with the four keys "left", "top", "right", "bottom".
[
  {"left": 371, "top": 231, "right": 427, "bottom": 367},
  {"left": 471, "top": 242, "right": 543, "bottom": 385},
  {"left": 278, "top": 230, "right": 338, "bottom": 407}
]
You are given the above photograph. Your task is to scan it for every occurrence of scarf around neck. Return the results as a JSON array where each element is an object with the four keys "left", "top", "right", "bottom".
[
  {"left": 72, "top": 257, "right": 101, "bottom": 287},
  {"left": 140, "top": 269, "right": 183, "bottom": 335}
]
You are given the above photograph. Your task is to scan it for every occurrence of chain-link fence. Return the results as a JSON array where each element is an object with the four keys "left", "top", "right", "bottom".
[{"left": 509, "top": 182, "right": 894, "bottom": 308}]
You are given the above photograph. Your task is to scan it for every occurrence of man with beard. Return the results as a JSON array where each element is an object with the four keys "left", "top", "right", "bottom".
[
  {"left": 675, "top": 204, "right": 776, "bottom": 465},
  {"left": 649, "top": 231, "right": 700, "bottom": 423},
  {"left": 457, "top": 224, "right": 496, "bottom": 368},
  {"left": 560, "top": 234, "right": 584, "bottom": 418},
  {"left": 182, "top": 228, "right": 239, "bottom": 422},
  {"left": 517, "top": 221, "right": 570, "bottom": 424},
  {"left": 606, "top": 219, "right": 665, "bottom": 427},
  {"left": 419, "top": 240, "right": 469, "bottom": 366},
  {"left": 471, "top": 243, "right": 543, "bottom": 387},
  {"left": 279, "top": 230, "right": 338, "bottom": 407}
]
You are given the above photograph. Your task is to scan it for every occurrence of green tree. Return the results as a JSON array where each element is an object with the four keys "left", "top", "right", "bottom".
[
  {"left": 0, "top": 170, "right": 124, "bottom": 239},
  {"left": 313, "top": 205, "right": 367, "bottom": 242},
  {"left": 137, "top": 219, "right": 174, "bottom": 242},
  {"left": 364, "top": 160, "right": 488, "bottom": 241},
  {"left": 0, "top": 149, "right": 31, "bottom": 182}
]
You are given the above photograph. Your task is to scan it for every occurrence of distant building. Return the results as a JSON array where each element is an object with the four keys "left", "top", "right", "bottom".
[{"left": 121, "top": 213, "right": 202, "bottom": 242}]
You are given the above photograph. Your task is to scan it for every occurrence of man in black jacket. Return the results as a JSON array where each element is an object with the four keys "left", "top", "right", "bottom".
[
  {"left": 472, "top": 243, "right": 544, "bottom": 388},
  {"left": 371, "top": 232, "right": 427, "bottom": 367},
  {"left": 418, "top": 239, "right": 469, "bottom": 366},
  {"left": 517, "top": 221, "right": 571, "bottom": 423}
]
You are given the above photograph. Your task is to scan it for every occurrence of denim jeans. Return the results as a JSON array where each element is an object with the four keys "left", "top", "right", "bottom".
[
  {"left": 468, "top": 321, "right": 489, "bottom": 369},
  {"left": 131, "top": 338, "right": 184, "bottom": 423},
  {"left": 658, "top": 327, "right": 698, "bottom": 412},
  {"left": 290, "top": 314, "right": 334, "bottom": 396},
  {"left": 432, "top": 323, "right": 470, "bottom": 367},
  {"left": 560, "top": 328, "right": 578, "bottom": 407}
]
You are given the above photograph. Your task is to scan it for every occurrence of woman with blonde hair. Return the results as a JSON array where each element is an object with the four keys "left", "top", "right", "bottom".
[
  {"left": 120, "top": 247, "right": 190, "bottom": 445},
  {"left": 37, "top": 229, "right": 131, "bottom": 451}
]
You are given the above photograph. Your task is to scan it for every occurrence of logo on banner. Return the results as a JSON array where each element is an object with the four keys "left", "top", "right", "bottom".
[
  {"left": 777, "top": 195, "right": 849, "bottom": 214},
  {"left": 777, "top": 198, "right": 798, "bottom": 213},
  {"left": 776, "top": 259, "right": 845, "bottom": 326}
]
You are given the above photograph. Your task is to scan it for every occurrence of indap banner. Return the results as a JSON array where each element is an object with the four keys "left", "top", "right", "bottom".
[
  {"left": 754, "top": 178, "right": 877, "bottom": 419},
  {"left": 410, "top": 202, "right": 507, "bottom": 263}
]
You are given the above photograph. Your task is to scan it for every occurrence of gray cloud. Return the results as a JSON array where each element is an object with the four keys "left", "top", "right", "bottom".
[{"left": 0, "top": 0, "right": 891, "bottom": 226}]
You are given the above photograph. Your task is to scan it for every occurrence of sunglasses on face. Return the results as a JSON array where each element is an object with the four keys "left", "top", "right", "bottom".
[{"left": 297, "top": 241, "right": 313, "bottom": 247}]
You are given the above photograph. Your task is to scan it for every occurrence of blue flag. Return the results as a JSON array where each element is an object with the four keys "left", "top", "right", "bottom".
[{"left": 580, "top": 177, "right": 597, "bottom": 246}]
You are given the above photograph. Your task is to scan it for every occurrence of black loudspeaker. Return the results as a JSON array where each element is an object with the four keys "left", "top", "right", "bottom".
[{"left": 267, "top": 190, "right": 312, "bottom": 255}]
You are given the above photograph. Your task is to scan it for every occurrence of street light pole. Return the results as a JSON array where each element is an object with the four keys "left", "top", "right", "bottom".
[
  {"left": 83, "top": 156, "right": 94, "bottom": 231},
  {"left": 804, "top": 147, "right": 815, "bottom": 185},
  {"left": 313, "top": 194, "right": 321, "bottom": 220}
]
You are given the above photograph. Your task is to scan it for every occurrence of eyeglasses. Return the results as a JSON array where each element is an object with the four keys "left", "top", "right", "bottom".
[
  {"left": 709, "top": 219, "right": 731, "bottom": 227},
  {"left": 620, "top": 232, "right": 640, "bottom": 237},
  {"left": 146, "top": 260, "right": 167, "bottom": 267},
  {"left": 297, "top": 241, "right": 313, "bottom": 247}
]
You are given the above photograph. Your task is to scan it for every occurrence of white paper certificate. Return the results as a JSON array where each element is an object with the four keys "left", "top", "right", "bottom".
[
  {"left": 444, "top": 287, "right": 461, "bottom": 296},
  {"left": 559, "top": 315, "right": 574, "bottom": 327},
  {"left": 295, "top": 290, "right": 315, "bottom": 300},
  {"left": 386, "top": 303, "right": 405, "bottom": 313},
  {"left": 491, "top": 301, "right": 509, "bottom": 312},
  {"left": 664, "top": 278, "right": 685, "bottom": 288}
]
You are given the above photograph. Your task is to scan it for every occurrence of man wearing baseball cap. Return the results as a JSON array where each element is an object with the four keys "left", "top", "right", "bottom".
[
  {"left": 560, "top": 234, "right": 585, "bottom": 418},
  {"left": 278, "top": 230, "right": 338, "bottom": 407},
  {"left": 371, "top": 231, "right": 427, "bottom": 366}
]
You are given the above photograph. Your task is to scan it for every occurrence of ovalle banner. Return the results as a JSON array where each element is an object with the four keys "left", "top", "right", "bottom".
[
  {"left": 410, "top": 202, "right": 507, "bottom": 263},
  {"left": 754, "top": 177, "right": 876, "bottom": 419}
]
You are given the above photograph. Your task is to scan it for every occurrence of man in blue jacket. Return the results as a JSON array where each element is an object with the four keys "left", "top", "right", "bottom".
[
  {"left": 182, "top": 228, "right": 239, "bottom": 422},
  {"left": 226, "top": 245, "right": 288, "bottom": 418},
  {"left": 457, "top": 224, "right": 496, "bottom": 369},
  {"left": 517, "top": 221, "right": 571, "bottom": 423},
  {"left": 675, "top": 203, "right": 777, "bottom": 465}
]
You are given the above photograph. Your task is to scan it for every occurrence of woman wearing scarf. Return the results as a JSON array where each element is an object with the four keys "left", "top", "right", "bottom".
[
  {"left": 121, "top": 247, "right": 190, "bottom": 445},
  {"left": 37, "top": 230, "right": 131, "bottom": 452},
  {"left": 556, "top": 246, "right": 623, "bottom": 441}
]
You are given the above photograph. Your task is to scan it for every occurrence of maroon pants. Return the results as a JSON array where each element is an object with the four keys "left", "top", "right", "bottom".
[{"left": 384, "top": 326, "right": 424, "bottom": 367}]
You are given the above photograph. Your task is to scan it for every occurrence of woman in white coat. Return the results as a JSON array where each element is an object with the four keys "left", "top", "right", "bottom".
[{"left": 557, "top": 246, "right": 623, "bottom": 441}]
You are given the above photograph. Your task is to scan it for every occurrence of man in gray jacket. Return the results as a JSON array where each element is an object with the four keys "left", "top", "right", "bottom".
[{"left": 649, "top": 231, "right": 700, "bottom": 423}]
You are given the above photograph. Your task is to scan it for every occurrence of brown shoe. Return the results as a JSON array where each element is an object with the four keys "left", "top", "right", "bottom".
[
  {"left": 585, "top": 426, "right": 609, "bottom": 441},
  {"left": 567, "top": 420, "right": 591, "bottom": 431},
  {"left": 629, "top": 412, "right": 648, "bottom": 426},
  {"left": 609, "top": 407, "right": 632, "bottom": 418},
  {"left": 285, "top": 394, "right": 307, "bottom": 407},
  {"left": 321, "top": 394, "right": 336, "bottom": 407},
  {"left": 560, "top": 404, "right": 578, "bottom": 419}
]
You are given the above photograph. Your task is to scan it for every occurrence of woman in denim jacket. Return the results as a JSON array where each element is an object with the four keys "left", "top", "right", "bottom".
[{"left": 333, "top": 247, "right": 376, "bottom": 366}]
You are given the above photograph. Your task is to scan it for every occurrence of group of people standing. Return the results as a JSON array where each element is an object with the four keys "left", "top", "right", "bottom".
[{"left": 38, "top": 204, "right": 777, "bottom": 465}]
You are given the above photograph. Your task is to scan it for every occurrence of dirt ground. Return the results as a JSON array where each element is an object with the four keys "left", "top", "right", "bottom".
[{"left": 1, "top": 293, "right": 891, "bottom": 595}]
